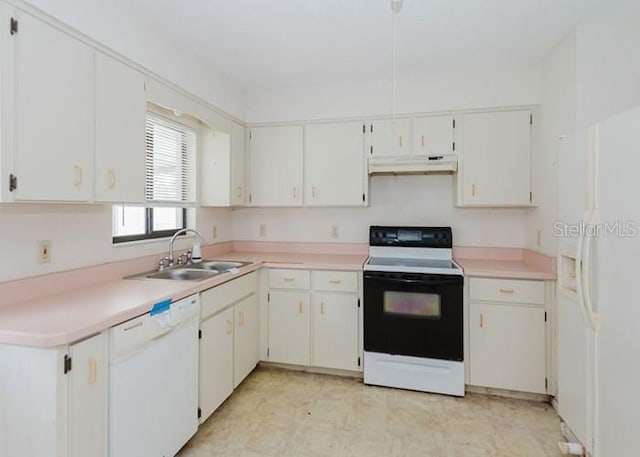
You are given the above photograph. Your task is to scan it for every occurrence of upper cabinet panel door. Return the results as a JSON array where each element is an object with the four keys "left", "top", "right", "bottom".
[
  {"left": 94, "top": 52, "right": 146, "bottom": 203},
  {"left": 366, "top": 119, "right": 411, "bottom": 158},
  {"left": 304, "top": 122, "right": 365, "bottom": 206},
  {"left": 230, "top": 122, "right": 246, "bottom": 206},
  {"left": 249, "top": 125, "right": 303, "bottom": 206},
  {"left": 459, "top": 110, "right": 532, "bottom": 207},
  {"left": 12, "top": 11, "right": 93, "bottom": 202},
  {"left": 413, "top": 115, "right": 455, "bottom": 157}
]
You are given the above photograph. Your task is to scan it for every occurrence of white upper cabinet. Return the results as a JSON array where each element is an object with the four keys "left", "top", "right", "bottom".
[
  {"left": 230, "top": 122, "right": 246, "bottom": 206},
  {"left": 10, "top": 10, "right": 93, "bottom": 202},
  {"left": 366, "top": 119, "right": 411, "bottom": 157},
  {"left": 413, "top": 115, "right": 456, "bottom": 157},
  {"left": 248, "top": 125, "right": 303, "bottom": 206},
  {"left": 456, "top": 110, "right": 533, "bottom": 207},
  {"left": 94, "top": 52, "right": 146, "bottom": 203},
  {"left": 304, "top": 121, "right": 366, "bottom": 206}
]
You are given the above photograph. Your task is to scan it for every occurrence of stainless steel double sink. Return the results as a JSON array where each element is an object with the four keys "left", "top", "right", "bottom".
[{"left": 127, "top": 260, "right": 252, "bottom": 282}]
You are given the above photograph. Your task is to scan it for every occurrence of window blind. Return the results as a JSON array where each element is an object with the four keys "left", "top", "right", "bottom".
[{"left": 145, "top": 112, "right": 196, "bottom": 205}]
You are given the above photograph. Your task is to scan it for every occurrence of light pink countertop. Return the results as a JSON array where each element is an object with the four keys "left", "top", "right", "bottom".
[
  {"left": 0, "top": 249, "right": 366, "bottom": 348},
  {"left": 454, "top": 247, "right": 556, "bottom": 281}
]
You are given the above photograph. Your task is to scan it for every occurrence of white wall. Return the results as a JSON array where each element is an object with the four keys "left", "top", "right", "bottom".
[
  {"left": 233, "top": 175, "right": 529, "bottom": 247},
  {"left": 247, "top": 67, "right": 540, "bottom": 123},
  {"left": 21, "top": 0, "right": 246, "bottom": 120},
  {"left": 527, "top": 32, "right": 577, "bottom": 256},
  {"left": 575, "top": 18, "right": 640, "bottom": 129},
  {"left": 0, "top": 204, "right": 232, "bottom": 283}
]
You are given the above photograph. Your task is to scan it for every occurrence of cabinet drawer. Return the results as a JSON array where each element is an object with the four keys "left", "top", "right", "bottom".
[
  {"left": 313, "top": 271, "right": 357, "bottom": 292},
  {"left": 201, "top": 272, "right": 258, "bottom": 319},
  {"left": 269, "top": 269, "right": 310, "bottom": 290},
  {"left": 470, "top": 278, "right": 545, "bottom": 305}
]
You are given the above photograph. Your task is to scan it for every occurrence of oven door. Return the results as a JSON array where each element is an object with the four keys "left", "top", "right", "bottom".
[{"left": 364, "top": 271, "right": 463, "bottom": 361}]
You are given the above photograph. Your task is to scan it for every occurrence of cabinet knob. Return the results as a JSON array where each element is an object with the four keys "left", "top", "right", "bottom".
[
  {"left": 329, "top": 279, "right": 342, "bottom": 284},
  {"left": 499, "top": 288, "right": 515, "bottom": 294}
]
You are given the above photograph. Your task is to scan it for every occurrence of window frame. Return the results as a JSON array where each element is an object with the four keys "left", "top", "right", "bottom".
[{"left": 112, "top": 207, "right": 187, "bottom": 244}]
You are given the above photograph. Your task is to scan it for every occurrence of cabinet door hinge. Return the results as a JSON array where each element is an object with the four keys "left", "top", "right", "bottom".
[
  {"left": 9, "top": 17, "right": 17, "bottom": 35},
  {"left": 370, "top": 124, "right": 373, "bottom": 133},
  {"left": 249, "top": 193, "right": 252, "bottom": 204},
  {"left": 545, "top": 377, "right": 548, "bottom": 390},
  {"left": 370, "top": 145, "right": 373, "bottom": 155},
  {"left": 362, "top": 124, "right": 365, "bottom": 134},
  {"left": 530, "top": 192, "right": 533, "bottom": 203},
  {"left": 453, "top": 119, "right": 456, "bottom": 129},
  {"left": 544, "top": 311, "right": 547, "bottom": 322},
  {"left": 197, "top": 407, "right": 202, "bottom": 419},
  {"left": 530, "top": 114, "right": 533, "bottom": 125},
  {"left": 249, "top": 131, "right": 252, "bottom": 140},
  {"left": 198, "top": 329, "right": 202, "bottom": 339},
  {"left": 267, "top": 293, "right": 270, "bottom": 302},
  {"left": 357, "top": 356, "right": 361, "bottom": 367},
  {"left": 357, "top": 298, "right": 361, "bottom": 308},
  {"left": 9, "top": 174, "right": 17, "bottom": 192},
  {"left": 63, "top": 355, "right": 72, "bottom": 374},
  {"left": 267, "top": 347, "right": 270, "bottom": 357},
  {"left": 362, "top": 193, "right": 366, "bottom": 203},
  {"left": 452, "top": 142, "right": 455, "bottom": 152}
]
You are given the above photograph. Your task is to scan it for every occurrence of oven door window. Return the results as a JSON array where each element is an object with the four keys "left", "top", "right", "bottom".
[{"left": 384, "top": 291, "right": 441, "bottom": 319}]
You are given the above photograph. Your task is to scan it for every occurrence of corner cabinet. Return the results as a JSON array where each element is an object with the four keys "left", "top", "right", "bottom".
[
  {"left": 468, "top": 278, "right": 547, "bottom": 394},
  {"left": 247, "top": 125, "right": 303, "bottom": 206},
  {"left": 304, "top": 121, "right": 367, "bottom": 206},
  {"left": 7, "top": 9, "right": 93, "bottom": 202},
  {"left": 456, "top": 110, "right": 533, "bottom": 207},
  {"left": 0, "top": 333, "right": 108, "bottom": 457}
]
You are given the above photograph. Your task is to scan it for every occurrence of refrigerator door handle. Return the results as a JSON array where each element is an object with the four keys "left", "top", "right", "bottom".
[{"left": 581, "top": 209, "right": 601, "bottom": 331}]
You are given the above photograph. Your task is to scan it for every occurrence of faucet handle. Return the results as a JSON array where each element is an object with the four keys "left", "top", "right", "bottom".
[
  {"left": 177, "top": 251, "right": 189, "bottom": 265},
  {"left": 158, "top": 257, "right": 169, "bottom": 271}
]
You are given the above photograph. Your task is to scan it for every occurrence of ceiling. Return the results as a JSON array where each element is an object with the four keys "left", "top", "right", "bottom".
[{"left": 125, "top": 0, "right": 640, "bottom": 92}]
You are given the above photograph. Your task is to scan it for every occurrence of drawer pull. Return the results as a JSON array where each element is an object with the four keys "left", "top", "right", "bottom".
[
  {"left": 479, "top": 313, "right": 484, "bottom": 328},
  {"left": 569, "top": 271, "right": 576, "bottom": 278},
  {"left": 499, "top": 288, "right": 515, "bottom": 293},
  {"left": 88, "top": 358, "right": 98, "bottom": 384},
  {"left": 227, "top": 320, "right": 233, "bottom": 335},
  {"left": 329, "top": 279, "right": 342, "bottom": 284},
  {"left": 298, "top": 301, "right": 303, "bottom": 314},
  {"left": 238, "top": 311, "right": 245, "bottom": 326},
  {"left": 283, "top": 277, "right": 295, "bottom": 283},
  {"left": 420, "top": 135, "right": 425, "bottom": 147}
]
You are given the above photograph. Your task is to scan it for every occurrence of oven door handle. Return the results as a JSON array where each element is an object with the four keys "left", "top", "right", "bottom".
[{"left": 364, "top": 274, "right": 460, "bottom": 286}]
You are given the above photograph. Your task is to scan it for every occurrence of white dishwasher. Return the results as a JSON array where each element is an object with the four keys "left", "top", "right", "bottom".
[{"left": 109, "top": 294, "right": 200, "bottom": 457}]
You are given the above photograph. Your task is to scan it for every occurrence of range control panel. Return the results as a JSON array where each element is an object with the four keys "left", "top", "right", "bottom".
[{"left": 369, "top": 226, "right": 452, "bottom": 248}]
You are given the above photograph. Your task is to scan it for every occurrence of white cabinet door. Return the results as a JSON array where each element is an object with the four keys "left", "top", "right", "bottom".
[
  {"left": 234, "top": 293, "right": 258, "bottom": 388},
  {"left": 268, "top": 290, "right": 310, "bottom": 365},
  {"left": 458, "top": 110, "right": 532, "bottom": 206},
  {"left": 366, "top": 119, "right": 411, "bottom": 157},
  {"left": 413, "top": 115, "right": 455, "bottom": 157},
  {"left": 68, "top": 333, "right": 107, "bottom": 457},
  {"left": 248, "top": 125, "right": 303, "bottom": 206},
  {"left": 304, "top": 121, "right": 365, "bottom": 206},
  {"left": 199, "top": 307, "right": 234, "bottom": 422},
  {"left": 312, "top": 293, "right": 359, "bottom": 371},
  {"left": 94, "top": 52, "right": 146, "bottom": 203},
  {"left": 12, "top": 11, "right": 93, "bottom": 202},
  {"left": 230, "top": 122, "right": 246, "bottom": 206},
  {"left": 469, "top": 302, "right": 546, "bottom": 393}
]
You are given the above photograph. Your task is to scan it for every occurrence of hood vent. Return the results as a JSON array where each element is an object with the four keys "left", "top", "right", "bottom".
[{"left": 368, "top": 155, "right": 458, "bottom": 175}]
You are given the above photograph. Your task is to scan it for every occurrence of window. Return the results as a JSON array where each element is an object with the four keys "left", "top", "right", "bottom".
[{"left": 113, "top": 111, "right": 196, "bottom": 243}]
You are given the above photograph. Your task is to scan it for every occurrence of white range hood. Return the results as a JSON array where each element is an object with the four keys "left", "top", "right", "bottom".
[{"left": 368, "top": 156, "right": 458, "bottom": 175}]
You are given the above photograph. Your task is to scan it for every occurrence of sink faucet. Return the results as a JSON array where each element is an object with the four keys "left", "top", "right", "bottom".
[{"left": 168, "top": 228, "right": 205, "bottom": 266}]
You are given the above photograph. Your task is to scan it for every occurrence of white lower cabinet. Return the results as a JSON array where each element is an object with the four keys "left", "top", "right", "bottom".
[
  {"left": 268, "top": 290, "right": 311, "bottom": 365},
  {"left": 0, "top": 333, "right": 107, "bottom": 457},
  {"left": 199, "top": 272, "right": 259, "bottom": 422},
  {"left": 267, "top": 269, "right": 360, "bottom": 371},
  {"left": 468, "top": 278, "right": 547, "bottom": 394}
]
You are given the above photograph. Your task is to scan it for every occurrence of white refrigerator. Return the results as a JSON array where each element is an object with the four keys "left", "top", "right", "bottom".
[{"left": 556, "top": 105, "right": 640, "bottom": 456}]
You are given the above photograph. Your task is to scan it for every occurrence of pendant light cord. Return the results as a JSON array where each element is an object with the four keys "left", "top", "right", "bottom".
[{"left": 391, "top": 7, "right": 397, "bottom": 122}]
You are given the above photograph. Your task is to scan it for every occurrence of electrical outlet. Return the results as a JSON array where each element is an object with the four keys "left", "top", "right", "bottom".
[
  {"left": 212, "top": 225, "right": 217, "bottom": 239},
  {"left": 259, "top": 224, "right": 267, "bottom": 237},
  {"left": 331, "top": 225, "right": 339, "bottom": 239},
  {"left": 38, "top": 240, "right": 51, "bottom": 264},
  {"left": 536, "top": 229, "right": 541, "bottom": 247}
]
